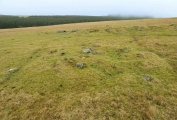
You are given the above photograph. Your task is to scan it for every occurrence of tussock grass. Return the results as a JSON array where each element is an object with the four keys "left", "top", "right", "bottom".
[{"left": 0, "top": 18, "right": 177, "bottom": 119}]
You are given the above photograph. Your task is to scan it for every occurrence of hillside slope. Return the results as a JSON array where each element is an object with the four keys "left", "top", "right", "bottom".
[{"left": 0, "top": 18, "right": 177, "bottom": 119}]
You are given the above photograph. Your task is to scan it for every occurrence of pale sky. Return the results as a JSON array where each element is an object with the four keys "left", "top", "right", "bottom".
[{"left": 0, "top": 0, "right": 177, "bottom": 18}]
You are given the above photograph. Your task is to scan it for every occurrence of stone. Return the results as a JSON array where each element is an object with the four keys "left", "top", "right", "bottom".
[
  {"left": 93, "top": 52, "right": 102, "bottom": 55},
  {"left": 6, "top": 68, "right": 17, "bottom": 72},
  {"left": 71, "top": 29, "right": 78, "bottom": 32},
  {"left": 117, "top": 30, "right": 123, "bottom": 33},
  {"left": 76, "top": 62, "right": 84, "bottom": 69},
  {"left": 144, "top": 76, "right": 151, "bottom": 82},
  {"left": 57, "top": 30, "right": 67, "bottom": 33},
  {"left": 60, "top": 52, "right": 65, "bottom": 56},
  {"left": 50, "top": 50, "right": 57, "bottom": 54},
  {"left": 116, "top": 47, "right": 130, "bottom": 53},
  {"left": 7, "top": 68, "right": 15, "bottom": 72},
  {"left": 82, "top": 48, "right": 92, "bottom": 54},
  {"left": 66, "top": 58, "right": 74, "bottom": 62},
  {"left": 93, "top": 44, "right": 100, "bottom": 47},
  {"left": 136, "top": 53, "right": 144, "bottom": 58},
  {"left": 123, "top": 47, "right": 129, "bottom": 52}
]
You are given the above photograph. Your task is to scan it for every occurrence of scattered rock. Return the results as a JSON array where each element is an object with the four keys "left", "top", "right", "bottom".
[
  {"left": 50, "top": 50, "right": 57, "bottom": 54},
  {"left": 116, "top": 47, "right": 130, "bottom": 53},
  {"left": 57, "top": 30, "right": 67, "bottom": 33},
  {"left": 81, "top": 55, "right": 89, "bottom": 59},
  {"left": 82, "top": 48, "right": 92, "bottom": 54},
  {"left": 6, "top": 68, "right": 18, "bottom": 73},
  {"left": 144, "top": 76, "right": 151, "bottom": 82},
  {"left": 105, "top": 28, "right": 111, "bottom": 32},
  {"left": 136, "top": 53, "right": 144, "bottom": 58},
  {"left": 60, "top": 52, "right": 65, "bottom": 56},
  {"left": 65, "top": 58, "right": 74, "bottom": 63},
  {"left": 123, "top": 48, "right": 129, "bottom": 52},
  {"left": 93, "top": 44, "right": 100, "bottom": 47},
  {"left": 71, "top": 29, "right": 78, "bottom": 32},
  {"left": 89, "top": 29, "right": 99, "bottom": 33},
  {"left": 7, "top": 68, "right": 15, "bottom": 72},
  {"left": 117, "top": 30, "right": 123, "bottom": 33},
  {"left": 76, "top": 62, "right": 84, "bottom": 69},
  {"left": 93, "top": 52, "right": 102, "bottom": 55}
]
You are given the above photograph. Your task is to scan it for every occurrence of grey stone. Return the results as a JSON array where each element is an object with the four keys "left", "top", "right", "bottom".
[
  {"left": 93, "top": 52, "right": 102, "bottom": 55},
  {"left": 82, "top": 48, "right": 92, "bottom": 54},
  {"left": 6, "top": 68, "right": 17, "bottom": 72},
  {"left": 93, "top": 44, "right": 100, "bottom": 47},
  {"left": 116, "top": 47, "right": 130, "bottom": 53},
  {"left": 117, "top": 30, "right": 123, "bottom": 33},
  {"left": 66, "top": 58, "right": 74, "bottom": 62},
  {"left": 144, "top": 76, "right": 151, "bottom": 81},
  {"left": 76, "top": 62, "right": 84, "bottom": 69},
  {"left": 123, "top": 47, "right": 129, "bottom": 52}
]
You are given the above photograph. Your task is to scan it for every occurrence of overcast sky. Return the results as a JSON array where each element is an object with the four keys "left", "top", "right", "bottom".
[{"left": 0, "top": 0, "right": 177, "bottom": 18}]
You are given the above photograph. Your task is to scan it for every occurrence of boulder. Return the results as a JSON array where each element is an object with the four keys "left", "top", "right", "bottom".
[
  {"left": 65, "top": 58, "right": 74, "bottom": 63},
  {"left": 144, "top": 76, "right": 151, "bottom": 82},
  {"left": 76, "top": 62, "right": 84, "bottom": 69},
  {"left": 82, "top": 48, "right": 92, "bottom": 54}
]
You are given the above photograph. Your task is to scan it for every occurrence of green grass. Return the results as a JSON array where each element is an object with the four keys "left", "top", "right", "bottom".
[{"left": 0, "top": 18, "right": 177, "bottom": 120}]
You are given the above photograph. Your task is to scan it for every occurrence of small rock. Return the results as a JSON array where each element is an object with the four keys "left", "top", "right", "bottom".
[
  {"left": 116, "top": 47, "right": 130, "bottom": 53},
  {"left": 57, "top": 30, "right": 67, "bottom": 33},
  {"left": 71, "top": 29, "right": 78, "bottom": 32},
  {"left": 76, "top": 62, "right": 84, "bottom": 69},
  {"left": 6, "top": 68, "right": 17, "bottom": 72},
  {"left": 60, "top": 52, "right": 65, "bottom": 56},
  {"left": 50, "top": 50, "right": 57, "bottom": 54},
  {"left": 136, "top": 53, "right": 144, "bottom": 58},
  {"left": 65, "top": 58, "right": 74, "bottom": 62},
  {"left": 93, "top": 44, "right": 100, "bottom": 47},
  {"left": 7, "top": 68, "right": 15, "bottom": 72},
  {"left": 144, "top": 76, "right": 151, "bottom": 82},
  {"left": 117, "top": 30, "right": 123, "bottom": 33},
  {"left": 105, "top": 28, "right": 111, "bottom": 32},
  {"left": 81, "top": 56, "right": 89, "bottom": 58},
  {"left": 82, "top": 48, "right": 92, "bottom": 54},
  {"left": 93, "top": 52, "right": 102, "bottom": 55},
  {"left": 123, "top": 47, "right": 129, "bottom": 52}
]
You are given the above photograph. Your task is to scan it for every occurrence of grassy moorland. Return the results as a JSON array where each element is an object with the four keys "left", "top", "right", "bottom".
[{"left": 0, "top": 18, "right": 177, "bottom": 120}]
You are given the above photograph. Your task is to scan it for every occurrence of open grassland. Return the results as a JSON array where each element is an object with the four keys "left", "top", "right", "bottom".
[{"left": 0, "top": 18, "right": 177, "bottom": 120}]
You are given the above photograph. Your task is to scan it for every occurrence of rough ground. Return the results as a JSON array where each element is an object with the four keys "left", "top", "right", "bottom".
[{"left": 0, "top": 18, "right": 177, "bottom": 120}]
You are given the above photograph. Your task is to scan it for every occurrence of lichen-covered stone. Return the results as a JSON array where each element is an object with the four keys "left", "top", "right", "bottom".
[
  {"left": 76, "top": 62, "right": 84, "bottom": 69},
  {"left": 82, "top": 48, "right": 92, "bottom": 54}
]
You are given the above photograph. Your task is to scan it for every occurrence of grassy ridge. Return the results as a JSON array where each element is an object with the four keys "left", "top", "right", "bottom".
[{"left": 0, "top": 18, "right": 177, "bottom": 119}]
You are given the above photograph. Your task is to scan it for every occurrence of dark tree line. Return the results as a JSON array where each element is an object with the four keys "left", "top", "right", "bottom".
[{"left": 0, "top": 15, "right": 151, "bottom": 29}]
